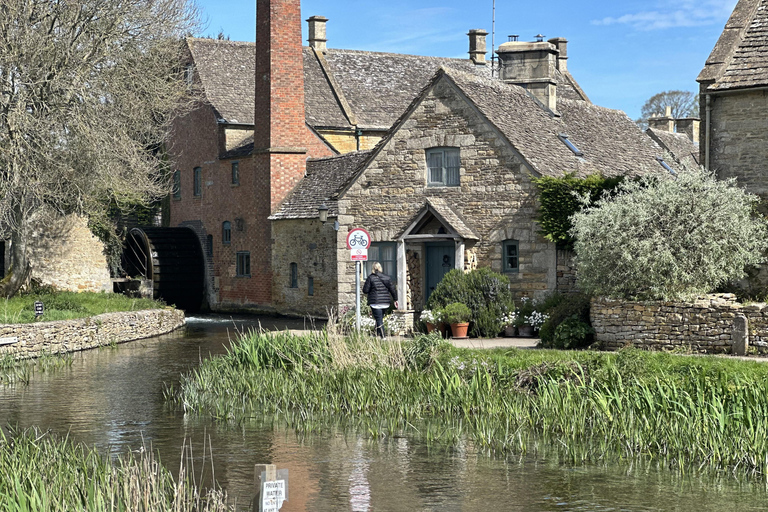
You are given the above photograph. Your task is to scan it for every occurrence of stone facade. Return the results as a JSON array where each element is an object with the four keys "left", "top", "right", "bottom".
[
  {"left": 591, "top": 294, "right": 768, "bottom": 354},
  {"left": 7, "top": 214, "right": 112, "bottom": 293},
  {"left": 271, "top": 219, "right": 339, "bottom": 317},
  {"left": 701, "top": 89, "right": 768, "bottom": 198},
  {"left": 337, "top": 78, "right": 557, "bottom": 309},
  {"left": 0, "top": 308, "right": 185, "bottom": 359}
]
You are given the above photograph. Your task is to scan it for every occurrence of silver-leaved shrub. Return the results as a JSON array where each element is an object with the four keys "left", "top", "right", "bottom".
[{"left": 570, "top": 166, "right": 768, "bottom": 300}]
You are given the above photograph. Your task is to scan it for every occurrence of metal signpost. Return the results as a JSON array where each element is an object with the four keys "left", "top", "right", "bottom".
[{"left": 346, "top": 228, "right": 371, "bottom": 332}]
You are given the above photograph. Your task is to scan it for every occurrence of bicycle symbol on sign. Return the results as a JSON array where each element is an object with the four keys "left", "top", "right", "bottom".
[{"left": 349, "top": 234, "right": 368, "bottom": 248}]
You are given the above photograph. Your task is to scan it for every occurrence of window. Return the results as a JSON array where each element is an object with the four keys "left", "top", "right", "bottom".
[
  {"left": 558, "top": 133, "right": 584, "bottom": 157},
  {"left": 206, "top": 235, "right": 213, "bottom": 257},
  {"left": 290, "top": 263, "right": 298, "bottom": 288},
  {"left": 236, "top": 252, "right": 250, "bottom": 277},
  {"left": 231, "top": 161, "right": 240, "bottom": 185},
  {"left": 503, "top": 240, "right": 519, "bottom": 273},
  {"left": 172, "top": 170, "right": 181, "bottom": 199},
  {"left": 193, "top": 167, "right": 202, "bottom": 196},
  {"left": 365, "top": 243, "right": 397, "bottom": 279},
  {"left": 308, "top": 276, "right": 314, "bottom": 296},
  {"left": 426, "top": 148, "right": 460, "bottom": 187},
  {"left": 222, "top": 221, "right": 231, "bottom": 245}
]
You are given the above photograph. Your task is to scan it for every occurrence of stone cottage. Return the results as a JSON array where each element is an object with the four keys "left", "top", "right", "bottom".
[
  {"left": 697, "top": 0, "right": 768, "bottom": 197},
  {"left": 166, "top": 0, "right": 670, "bottom": 316}
]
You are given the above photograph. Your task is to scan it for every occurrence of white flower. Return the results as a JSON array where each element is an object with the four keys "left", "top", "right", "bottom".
[
  {"left": 524, "top": 311, "right": 549, "bottom": 329},
  {"left": 421, "top": 309, "right": 437, "bottom": 323}
]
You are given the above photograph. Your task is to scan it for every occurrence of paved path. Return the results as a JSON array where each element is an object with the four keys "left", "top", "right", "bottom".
[{"left": 448, "top": 337, "right": 539, "bottom": 350}]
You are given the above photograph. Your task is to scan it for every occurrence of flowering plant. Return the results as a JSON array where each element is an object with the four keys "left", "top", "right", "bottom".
[
  {"left": 385, "top": 313, "right": 405, "bottom": 335},
  {"left": 420, "top": 309, "right": 439, "bottom": 324},
  {"left": 525, "top": 310, "right": 549, "bottom": 330},
  {"left": 500, "top": 311, "right": 517, "bottom": 326}
]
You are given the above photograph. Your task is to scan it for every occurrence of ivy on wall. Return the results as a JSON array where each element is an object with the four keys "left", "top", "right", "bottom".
[{"left": 532, "top": 173, "right": 623, "bottom": 247}]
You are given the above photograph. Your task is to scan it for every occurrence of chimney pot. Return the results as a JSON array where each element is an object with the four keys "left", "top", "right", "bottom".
[
  {"left": 468, "top": 29, "right": 488, "bottom": 65},
  {"left": 307, "top": 15, "right": 328, "bottom": 51}
]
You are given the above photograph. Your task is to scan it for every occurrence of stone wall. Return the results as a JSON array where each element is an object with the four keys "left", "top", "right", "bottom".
[
  {"left": 705, "top": 88, "right": 768, "bottom": 199},
  {"left": 22, "top": 214, "right": 112, "bottom": 293},
  {"left": 0, "top": 308, "right": 185, "bottom": 359},
  {"left": 591, "top": 294, "right": 768, "bottom": 354}
]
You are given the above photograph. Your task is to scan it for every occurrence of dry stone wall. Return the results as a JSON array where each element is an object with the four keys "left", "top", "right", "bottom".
[
  {"left": 0, "top": 309, "right": 185, "bottom": 359},
  {"left": 591, "top": 294, "right": 768, "bottom": 355}
]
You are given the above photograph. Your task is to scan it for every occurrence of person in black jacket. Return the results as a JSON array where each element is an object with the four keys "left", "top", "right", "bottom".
[{"left": 362, "top": 262, "right": 398, "bottom": 338}]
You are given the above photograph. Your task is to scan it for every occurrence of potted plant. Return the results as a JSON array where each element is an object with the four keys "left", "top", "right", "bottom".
[
  {"left": 442, "top": 302, "right": 471, "bottom": 339},
  {"left": 420, "top": 309, "right": 438, "bottom": 333},
  {"left": 514, "top": 297, "right": 548, "bottom": 337},
  {"left": 500, "top": 311, "right": 517, "bottom": 337}
]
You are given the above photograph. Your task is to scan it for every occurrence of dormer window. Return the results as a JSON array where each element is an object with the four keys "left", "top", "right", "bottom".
[
  {"left": 426, "top": 148, "right": 460, "bottom": 187},
  {"left": 558, "top": 134, "right": 583, "bottom": 157},
  {"left": 656, "top": 157, "right": 677, "bottom": 176}
]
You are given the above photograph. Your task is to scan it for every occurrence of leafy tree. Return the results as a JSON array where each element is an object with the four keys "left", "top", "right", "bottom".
[
  {"left": 636, "top": 90, "right": 698, "bottom": 129},
  {"left": 570, "top": 166, "right": 768, "bottom": 301},
  {"left": 0, "top": 0, "right": 200, "bottom": 297}
]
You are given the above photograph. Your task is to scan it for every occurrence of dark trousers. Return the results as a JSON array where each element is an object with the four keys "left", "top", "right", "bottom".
[{"left": 371, "top": 307, "right": 385, "bottom": 337}]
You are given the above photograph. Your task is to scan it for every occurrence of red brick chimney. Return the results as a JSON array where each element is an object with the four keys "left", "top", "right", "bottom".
[{"left": 254, "top": 0, "right": 307, "bottom": 214}]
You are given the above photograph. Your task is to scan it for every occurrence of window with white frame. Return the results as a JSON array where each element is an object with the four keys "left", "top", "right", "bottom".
[{"left": 426, "top": 148, "right": 460, "bottom": 187}]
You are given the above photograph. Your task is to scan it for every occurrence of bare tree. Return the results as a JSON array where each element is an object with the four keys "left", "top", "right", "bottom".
[
  {"left": 636, "top": 90, "right": 699, "bottom": 129},
  {"left": 0, "top": 0, "right": 200, "bottom": 297}
]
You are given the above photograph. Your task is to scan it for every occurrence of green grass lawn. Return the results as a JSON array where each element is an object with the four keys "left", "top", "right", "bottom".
[{"left": 0, "top": 291, "right": 166, "bottom": 324}]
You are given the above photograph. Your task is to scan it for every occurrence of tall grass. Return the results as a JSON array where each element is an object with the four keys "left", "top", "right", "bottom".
[
  {"left": 172, "top": 330, "right": 768, "bottom": 477},
  {"left": 0, "top": 352, "right": 73, "bottom": 386},
  {"left": 0, "top": 428, "right": 232, "bottom": 512},
  {"left": 0, "top": 291, "right": 166, "bottom": 324}
]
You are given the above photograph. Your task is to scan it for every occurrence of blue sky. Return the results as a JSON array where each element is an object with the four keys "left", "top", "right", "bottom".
[{"left": 193, "top": 0, "right": 738, "bottom": 120}]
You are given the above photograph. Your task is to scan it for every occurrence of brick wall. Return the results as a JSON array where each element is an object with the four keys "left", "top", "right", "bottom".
[
  {"left": 337, "top": 77, "right": 557, "bottom": 308},
  {"left": 591, "top": 294, "right": 768, "bottom": 354}
]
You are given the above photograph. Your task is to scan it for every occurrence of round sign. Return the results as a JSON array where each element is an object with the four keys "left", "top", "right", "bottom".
[{"left": 346, "top": 228, "right": 371, "bottom": 250}]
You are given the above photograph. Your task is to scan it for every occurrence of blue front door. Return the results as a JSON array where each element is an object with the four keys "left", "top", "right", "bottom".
[{"left": 425, "top": 243, "right": 455, "bottom": 301}]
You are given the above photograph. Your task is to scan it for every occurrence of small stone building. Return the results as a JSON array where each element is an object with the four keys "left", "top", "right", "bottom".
[{"left": 697, "top": 0, "right": 768, "bottom": 197}]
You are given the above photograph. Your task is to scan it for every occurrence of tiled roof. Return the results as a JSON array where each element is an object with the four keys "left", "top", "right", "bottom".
[
  {"left": 699, "top": 0, "right": 768, "bottom": 90},
  {"left": 268, "top": 151, "right": 371, "bottom": 220},
  {"left": 186, "top": 38, "right": 255, "bottom": 124},
  {"left": 445, "top": 68, "right": 662, "bottom": 178},
  {"left": 186, "top": 38, "right": 590, "bottom": 130},
  {"left": 646, "top": 128, "right": 700, "bottom": 165}
]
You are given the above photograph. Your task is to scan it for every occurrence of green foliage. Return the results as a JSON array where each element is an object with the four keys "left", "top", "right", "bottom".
[
  {"left": 442, "top": 302, "right": 471, "bottom": 323},
  {"left": 0, "top": 291, "right": 165, "bottom": 324},
  {"left": 538, "top": 292, "right": 592, "bottom": 349},
  {"left": 571, "top": 167, "right": 768, "bottom": 300},
  {"left": 532, "top": 173, "right": 623, "bottom": 247},
  {"left": 176, "top": 330, "right": 768, "bottom": 476},
  {"left": 426, "top": 268, "right": 515, "bottom": 337}
]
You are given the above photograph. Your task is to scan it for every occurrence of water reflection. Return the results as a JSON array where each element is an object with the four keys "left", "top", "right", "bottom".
[{"left": 0, "top": 315, "right": 766, "bottom": 511}]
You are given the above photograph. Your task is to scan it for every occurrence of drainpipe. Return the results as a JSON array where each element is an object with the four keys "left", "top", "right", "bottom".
[
  {"left": 705, "top": 94, "right": 712, "bottom": 170},
  {"left": 355, "top": 128, "right": 363, "bottom": 151}
]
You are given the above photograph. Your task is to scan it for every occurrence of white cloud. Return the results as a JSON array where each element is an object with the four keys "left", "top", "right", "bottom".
[{"left": 592, "top": 0, "right": 739, "bottom": 31}]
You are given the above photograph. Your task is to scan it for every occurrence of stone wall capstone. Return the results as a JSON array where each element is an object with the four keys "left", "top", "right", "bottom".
[
  {"left": 0, "top": 308, "right": 185, "bottom": 359},
  {"left": 591, "top": 294, "right": 768, "bottom": 355}
]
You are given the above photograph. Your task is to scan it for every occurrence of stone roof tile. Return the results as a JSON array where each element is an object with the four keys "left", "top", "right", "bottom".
[{"left": 645, "top": 128, "right": 700, "bottom": 165}]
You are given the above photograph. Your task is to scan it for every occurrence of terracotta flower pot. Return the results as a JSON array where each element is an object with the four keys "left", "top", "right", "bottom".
[
  {"left": 438, "top": 322, "right": 449, "bottom": 339},
  {"left": 450, "top": 322, "right": 470, "bottom": 339},
  {"left": 426, "top": 322, "right": 436, "bottom": 333}
]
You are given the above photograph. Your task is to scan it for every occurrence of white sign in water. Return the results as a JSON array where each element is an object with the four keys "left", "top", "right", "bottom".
[{"left": 262, "top": 480, "right": 286, "bottom": 511}]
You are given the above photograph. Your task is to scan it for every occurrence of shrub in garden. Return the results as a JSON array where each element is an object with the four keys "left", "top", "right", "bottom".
[
  {"left": 571, "top": 167, "right": 768, "bottom": 301},
  {"left": 537, "top": 292, "right": 593, "bottom": 349},
  {"left": 442, "top": 302, "right": 471, "bottom": 324},
  {"left": 426, "top": 268, "right": 515, "bottom": 337}
]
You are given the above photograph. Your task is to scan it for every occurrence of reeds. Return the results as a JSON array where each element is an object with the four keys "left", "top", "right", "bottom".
[
  {"left": 0, "top": 428, "right": 232, "bottom": 512},
  {"left": 173, "top": 330, "right": 768, "bottom": 477}
]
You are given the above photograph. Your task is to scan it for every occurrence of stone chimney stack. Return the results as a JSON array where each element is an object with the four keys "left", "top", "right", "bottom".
[
  {"left": 496, "top": 36, "right": 558, "bottom": 112},
  {"left": 548, "top": 37, "right": 568, "bottom": 72},
  {"left": 676, "top": 117, "right": 701, "bottom": 144},
  {"left": 307, "top": 15, "right": 328, "bottom": 51},
  {"left": 254, "top": 0, "right": 307, "bottom": 214},
  {"left": 648, "top": 106, "right": 675, "bottom": 133},
  {"left": 468, "top": 29, "right": 488, "bottom": 65}
]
